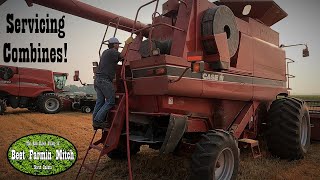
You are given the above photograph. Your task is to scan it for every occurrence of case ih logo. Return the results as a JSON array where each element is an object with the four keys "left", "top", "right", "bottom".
[
  {"left": 0, "top": 80, "right": 12, "bottom": 84},
  {"left": 202, "top": 73, "right": 224, "bottom": 81}
]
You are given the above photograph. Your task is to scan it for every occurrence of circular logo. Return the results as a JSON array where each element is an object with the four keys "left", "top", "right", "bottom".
[{"left": 7, "top": 133, "right": 77, "bottom": 176}]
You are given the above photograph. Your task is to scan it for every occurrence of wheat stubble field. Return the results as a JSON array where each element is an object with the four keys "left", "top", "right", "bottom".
[{"left": 0, "top": 108, "right": 320, "bottom": 180}]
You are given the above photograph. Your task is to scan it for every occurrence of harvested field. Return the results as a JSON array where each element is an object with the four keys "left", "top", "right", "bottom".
[{"left": 0, "top": 108, "right": 320, "bottom": 180}]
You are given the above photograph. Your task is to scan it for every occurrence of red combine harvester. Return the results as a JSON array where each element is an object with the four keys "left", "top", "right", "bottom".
[
  {"left": 22, "top": 0, "right": 314, "bottom": 179},
  {"left": 0, "top": 65, "right": 68, "bottom": 114}
]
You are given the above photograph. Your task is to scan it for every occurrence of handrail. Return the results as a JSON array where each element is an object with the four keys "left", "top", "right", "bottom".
[
  {"left": 131, "top": 0, "right": 187, "bottom": 57},
  {"left": 179, "top": 0, "right": 188, "bottom": 8},
  {"left": 131, "top": 0, "right": 159, "bottom": 37},
  {"left": 285, "top": 58, "right": 295, "bottom": 90},
  {"left": 99, "top": 17, "right": 121, "bottom": 58},
  {"left": 153, "top": 0, "right": 160, "bottom": 19},
  {"left": 133, "top": 22, "right": 185, "bottom": 34},
  {"left": 120, "top": 43, "right": 133, "bottom": 180}
]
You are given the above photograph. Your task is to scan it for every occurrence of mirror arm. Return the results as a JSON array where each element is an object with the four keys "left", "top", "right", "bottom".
[
  {"left": 280, "top": 43, "right": 309, "bottom": 57},
  {"left": 280, "top": 43, "right": 307, "bottom": 49}
]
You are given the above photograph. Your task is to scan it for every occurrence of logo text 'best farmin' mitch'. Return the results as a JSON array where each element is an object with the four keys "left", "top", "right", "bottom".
[
  {"left": 11, "top": 149, "right": 75, "bottom": 160},
  {"left": 7, "top": 134, "right": 77, "bottom": 176}
]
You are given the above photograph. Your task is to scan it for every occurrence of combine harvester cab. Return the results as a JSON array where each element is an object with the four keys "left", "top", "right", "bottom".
[{"left": 22, "top": 0, "right": 312, "bottom": 179}]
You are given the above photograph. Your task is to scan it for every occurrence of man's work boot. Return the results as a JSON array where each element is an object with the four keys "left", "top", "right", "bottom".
[
  {"left": 92, "top": 111, "right": 113, "bottom": 130},
  {"left": 92, "top": 121, "right": 111, "bottom": 130}
]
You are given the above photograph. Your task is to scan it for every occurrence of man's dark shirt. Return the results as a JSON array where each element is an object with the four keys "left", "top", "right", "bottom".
[{"left": 96, "top": 48, "right": 121, "bottom": 81}]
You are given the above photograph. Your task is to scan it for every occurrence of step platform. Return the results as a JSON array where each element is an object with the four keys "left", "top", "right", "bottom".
[{"left": 238, "top": 138, "right": 262, "bottom": 158}]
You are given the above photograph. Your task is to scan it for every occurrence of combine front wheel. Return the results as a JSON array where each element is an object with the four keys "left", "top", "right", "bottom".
[
  {"left": 38, "top": 93, "right": 63, "bottom": 114},
  {"left": 266, "top": 97, "right": 310, "bottom": 160},
  {"left": 190, "top": 130, "right": 239, "bottom": 180}
]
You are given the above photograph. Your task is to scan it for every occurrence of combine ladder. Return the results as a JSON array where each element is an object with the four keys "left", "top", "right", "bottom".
[{"left": 76, "top": 93, "right": 126, "bottom": 180}]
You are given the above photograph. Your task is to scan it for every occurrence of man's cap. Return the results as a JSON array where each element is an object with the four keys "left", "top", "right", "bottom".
[{"left": 108, "top": 37, "right": 121, "bottom": 44}]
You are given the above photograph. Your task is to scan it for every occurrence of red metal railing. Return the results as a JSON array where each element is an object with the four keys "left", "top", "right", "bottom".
[
  {"left": 285, "top": 58, "right": 296, "bottom": 90},
  {"left": 305, "top": 100, "right": 320, "bottom": 114},
  {"left": 99, "top": 17, "right": 121, "bottom": 58},
  {"left": 130, "top": 0, "right": 185, "bottom": 56}
]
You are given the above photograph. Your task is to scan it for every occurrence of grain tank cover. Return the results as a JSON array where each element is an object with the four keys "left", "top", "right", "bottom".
[{"left": 215, "top": 0, "right": 288, "bottom": 26}]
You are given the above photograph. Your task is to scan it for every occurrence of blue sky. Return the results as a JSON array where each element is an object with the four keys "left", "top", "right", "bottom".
[{"left": 0, "top": 0, "right": 319, "bottom": 95}]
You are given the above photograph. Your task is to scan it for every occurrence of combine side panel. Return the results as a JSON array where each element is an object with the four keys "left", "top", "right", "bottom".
[
  {"left": 307, "top": 100, "right": 320, "bottom": 140},
  {"left": 18, "top": 68, "right": 55, "bottom": 97}
]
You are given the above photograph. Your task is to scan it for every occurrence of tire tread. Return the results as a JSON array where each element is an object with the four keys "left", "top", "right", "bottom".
[
  {"left": 190, "top": 130, "right": 239, "bottom": 180},
  {"left": 266, "top": 97, "right": 310, "bottom": 160}
]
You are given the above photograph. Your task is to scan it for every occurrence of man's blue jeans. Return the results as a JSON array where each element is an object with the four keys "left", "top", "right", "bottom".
[{"left": 92, "top": 77, "right": 115, "bottom": 123}]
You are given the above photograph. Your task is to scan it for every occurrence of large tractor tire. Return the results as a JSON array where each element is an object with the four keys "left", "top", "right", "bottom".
[
  {"left": 0, "top": 99, "right": 6, "bottom": 115},
  {"left": 265, "top": 97, "right": 310, "bottom": 160},
  {"left": 190, "top": 130, "right": 239, "bottom": 180},
  {"left": 107, "top": 138, "right": 141, "bottom": 160},
  {"left": 37, "top": 93, "right": 63, "bottom": 114}
]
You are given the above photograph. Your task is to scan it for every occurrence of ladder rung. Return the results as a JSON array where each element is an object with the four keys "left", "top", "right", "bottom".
[
  {"left": 94, "top": 127, "right": 109, "bottom": 131},
  {"left": 239, "top": 138, "right": 258, "bottom": 144},
  {"left": 89, "top": 144, "right": 103, "bottom": 151},
  {"left": 83, "top": 164, "right": 95, "bottom": 172},
  {"left": 115, "top": 93, "right": 125, "bottom": 96}
]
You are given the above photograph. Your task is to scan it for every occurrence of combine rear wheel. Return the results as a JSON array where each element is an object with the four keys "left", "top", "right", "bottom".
[
  {"left": 266, "top": 97, "right": 310, "bottom": 160},
  {"left": 190, "top": 130, "right": 239, "bottom": 180},
  {"left": 0, "top": 100, "right": 6, "bottom": 115},
  {"left": 38, "top": 93, "right": 63, "bottom": 114}
]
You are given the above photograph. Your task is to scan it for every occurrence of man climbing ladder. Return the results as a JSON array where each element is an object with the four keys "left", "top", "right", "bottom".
[
  {"left": 92, "top": 37, "right": 133, "bottom": 129},
  {"left": 76, "top": 36, "right": 134, "bottom": 180}
]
